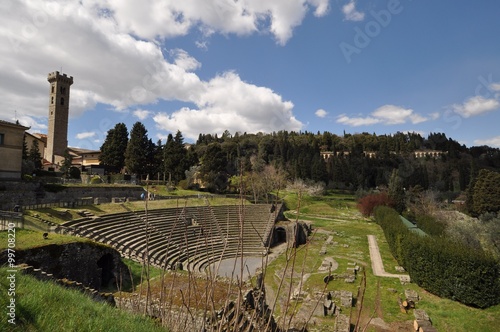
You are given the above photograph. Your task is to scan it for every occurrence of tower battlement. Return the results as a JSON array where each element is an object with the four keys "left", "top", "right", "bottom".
[{"left": 47, "top": 71, "right": 73, "bottom": 85}]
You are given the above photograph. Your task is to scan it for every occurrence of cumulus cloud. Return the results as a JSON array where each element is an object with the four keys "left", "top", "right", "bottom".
[
  {"left": 452, "top": 96, "right": 500, "bottom": 118},
  {"left": 342, "top": 0, "right": 365, "bottom": 22},
  {"left": 0, "top": 0, "right": 313, "bottom": 138},
  {"left": 315, "top": 109, "right": 328, "bottom": 118},
  {"left": 154, "top": 71, "right": 303, "bottom": 140},
  {"left": 16, "top": 115, "right": 48, "bottom": 131},
  {"left": 337, "top": 105, "right": 429, "bottom": 127},
  {"left": 76, "top": 131, "right": 96, "bottom": 139},
  {"left": 133, "top": 109, "right": 152, "bottom": 120},
  {"left": 93, "top": 0, "right": 330, "bottom": 45},
  {"left": 474, "top": 136, "right": 500, "bottom": 148},
  {"left": 490, "top": 83, "right": 500, "bottom": 92}
]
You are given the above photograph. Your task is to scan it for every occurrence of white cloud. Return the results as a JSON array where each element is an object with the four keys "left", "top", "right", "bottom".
[
  {"left": 76, "top": 131, "right": 96, "bottom": 139},
  {"left": 171, "top": 49, "right": 201, "bottom": 71},
  {"left": 133, "top": 109, "right": 152, "bottom": 120},
  {"left": 15, "top": 115, "right": 48, "bottom": 131},
  {"left": 490, "top": 83, "right": 500, "bottom": 92},
  {"left": 452, "top": 96, "right": 500, "bottom": 118},
  {"left": 315, "top": 109, "right": 328, "bottom": 118},
  {"left": 94, "top": 0, "right": 330, "bottom": 45},
  {"left": 154, "top": 71, "right": 303, "bottom": 140},
  {"left": 337, "top": 105, "right": 429, "bottom": 127},
  {"left": 474, "top": 136, "right": 500, "bottom": 148},
  {"left": 0, "top": 0, "right": 310, "bottom": 139},
  {"left": 342, "top": 0, "right": 365, "bottom": 22},
  {"left": 429, "top": 112, "right": 440, "bottom": 120},
  {"left": 336, "top": 114, "right": 380, "bottom": 126}
]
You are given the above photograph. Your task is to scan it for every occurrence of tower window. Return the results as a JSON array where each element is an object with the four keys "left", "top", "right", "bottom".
[
  {"left": 60, "top": 97, "right": 65, "bottom": 105},
  {"left": 51, "top": 85, "right": 55, "bottom": 93},
  {"left": 51, "top": 96, "right": 54, "bottom": 104},
  {"left": 0, "top": 133, "right": 4, "bottom": 145},
  {"left": 60, "top": 86, "right": 66, "bottom": 94}
]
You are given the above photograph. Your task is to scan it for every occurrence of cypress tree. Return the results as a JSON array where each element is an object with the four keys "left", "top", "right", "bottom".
[
  {"left": 125, "top": 122, "right": 150, "bottom": 178},
  {"left": 100, "top": 123, "right": 129, "bottom": 171}
]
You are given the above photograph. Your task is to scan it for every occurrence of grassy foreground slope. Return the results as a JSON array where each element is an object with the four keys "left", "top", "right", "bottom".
[{"left": 0, "top": 267, "right": 166, "bottom": 332}]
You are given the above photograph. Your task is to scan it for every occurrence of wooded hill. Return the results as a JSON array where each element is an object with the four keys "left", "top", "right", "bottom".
[{"left": 98, "top": 122, "right": 500, "bottom": 196}]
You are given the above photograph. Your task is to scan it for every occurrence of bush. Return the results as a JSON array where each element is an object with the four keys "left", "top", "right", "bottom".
[
  {"left": 358, "top": 192, "right": 392, "bottom": 216},
  {"left": 374, "top": 206, "right": 500, "bottom": 308},
  {"left": 90, "top": 176, "right": 103, "bottom": 184}
]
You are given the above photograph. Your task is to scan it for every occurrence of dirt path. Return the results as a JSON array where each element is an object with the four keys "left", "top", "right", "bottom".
[{"left": 367, "top": 235, "right": 409, "bottom": 279}]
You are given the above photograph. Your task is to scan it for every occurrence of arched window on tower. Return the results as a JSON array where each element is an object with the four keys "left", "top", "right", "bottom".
[
  {"left": 51, "top": 85, "right": 55, "bottom": 93},
  {"left": 51, "top": 96, "right": 54, "bottom": 104},
  {"left": 60, "top": 97, "right": 65, "bottom": 106}
]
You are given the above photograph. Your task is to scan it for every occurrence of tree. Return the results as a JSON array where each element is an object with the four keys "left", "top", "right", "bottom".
[
  {"left": 99, "top": 123, "right": 129, "bottom": 171},
  {"left": 472, "top": 169, "right": 500, "bottom": 216},
  {"left": 125, "top": 122, "right": 150, "bottom": 178},
  {"left": 28, "top": 139, "right": 42, "bottom": 170},
  {"left": 60, "top": 149, "right": 73, "bottom": 178},
  {"left": 388, "top": 169, "right": 405, "bottom": 213},
  {"left": 162, "top": 130, "right": 188, "bottom": 184}
]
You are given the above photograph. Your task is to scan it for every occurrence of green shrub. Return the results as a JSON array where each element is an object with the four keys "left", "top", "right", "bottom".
[
  {"left": 374, "top": 206, "right": 500, "bottom": 308},
  {"left": 90, "top": 176, "right": 103, "bottom": 184}
]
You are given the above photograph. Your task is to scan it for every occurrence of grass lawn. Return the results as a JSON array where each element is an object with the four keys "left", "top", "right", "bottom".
[
  {"left": 0, "top": 267, "right": 166, "bottom": 332},
  {"left": 266, "top": 190, "right": 500, "bottom": 331}
]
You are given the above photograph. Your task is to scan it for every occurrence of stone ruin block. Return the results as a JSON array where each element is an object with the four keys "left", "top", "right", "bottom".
[
  {"left": 399, "top": 275, "right": 411, "bottom": 284},
  {"left": 405, "top": 289, "right": 419, "bottom": 302},
  {"left": 344, "top": 275, "right": 355, "bottom": 283},
  {"left": 334, "top": 314, "right": 350, "bottom": 332},
  {"left": 395, "top": 265, "right": 406, "bottom": 272},
  {"left": 340, "top": 291, "right": 353, "bottom": 307}
]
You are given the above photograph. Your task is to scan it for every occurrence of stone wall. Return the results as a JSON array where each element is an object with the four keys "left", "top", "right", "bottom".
[
  {"left": 0, "top": 182, "right": 144, "bottom": 210},
  {"left": 0, "top": 242, "right": 131, "bottom": 291}
]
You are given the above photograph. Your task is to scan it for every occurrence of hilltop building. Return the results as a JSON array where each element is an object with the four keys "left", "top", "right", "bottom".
[{"left": 0, "top": 120, "right": 30, "bottom": 179}]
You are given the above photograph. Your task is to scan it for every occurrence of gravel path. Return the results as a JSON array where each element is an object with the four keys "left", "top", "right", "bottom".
[{"left": 367, "top": 235, "right": 409, "bottom": 279}]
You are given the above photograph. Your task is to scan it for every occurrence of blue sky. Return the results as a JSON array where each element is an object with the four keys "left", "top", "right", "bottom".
[{"left": 1, "top": 0, "right": 500, "bottom": 150}]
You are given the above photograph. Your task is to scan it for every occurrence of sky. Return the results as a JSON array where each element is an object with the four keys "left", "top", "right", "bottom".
[{"left": 1, "top": 0, "right": 500, "bottom": 151}]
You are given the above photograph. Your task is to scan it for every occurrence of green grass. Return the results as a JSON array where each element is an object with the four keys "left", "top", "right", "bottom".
[
  {"left": 0, "top": 229, "right": 94, "bottom": 251},
  {"left": 0, "top": 267, "right": 167, "bottom": 332},
  {"left": 267, "top": 191, "right": 500, "bottom": 331}
]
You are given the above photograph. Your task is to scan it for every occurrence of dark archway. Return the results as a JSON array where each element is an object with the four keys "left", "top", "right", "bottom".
[
  {"left": 274, "top": 227, "right": 287, "bottom": 245},
  {"left": 96, "top": 254, "right": 115, "bottom": 289}
]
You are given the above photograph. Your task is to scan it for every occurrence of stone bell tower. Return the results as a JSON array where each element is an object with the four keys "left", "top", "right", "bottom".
[{"left": 45, "top": 71, "right": 73, "bottom": 163}]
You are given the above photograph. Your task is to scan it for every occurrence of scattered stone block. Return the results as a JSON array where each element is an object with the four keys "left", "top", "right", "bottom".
[
  {"left": 399, "top": 275, "right": 411, "bottom": 284},
  {"left": 334, "top": 314, "right": 350, "bottom": 332},
  {"left": 414, "top": 309, "right": 430, "bottom": 321},
  {"left": 395, "top": 266, "right": 406, "bottom": 272},
  {"left": 344, "top": 275, "right": 355, "bottom": 283},
  {"left": 405, "top": 289, "right": 419, "bottom": 302}
]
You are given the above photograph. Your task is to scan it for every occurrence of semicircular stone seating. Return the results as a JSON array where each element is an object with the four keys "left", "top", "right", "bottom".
[{"left": 62, "top": 204, "right": 280, "bottom": 273}]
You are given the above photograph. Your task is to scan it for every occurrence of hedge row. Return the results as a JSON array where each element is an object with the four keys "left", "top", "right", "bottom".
[{"left": 374, "top": 206, "right": 500, "bottom": 308}]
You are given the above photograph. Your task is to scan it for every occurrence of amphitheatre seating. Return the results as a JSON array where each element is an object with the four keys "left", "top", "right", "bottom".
[{"left": 62, "top": 203, "right": 281, "bottom": 273}]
